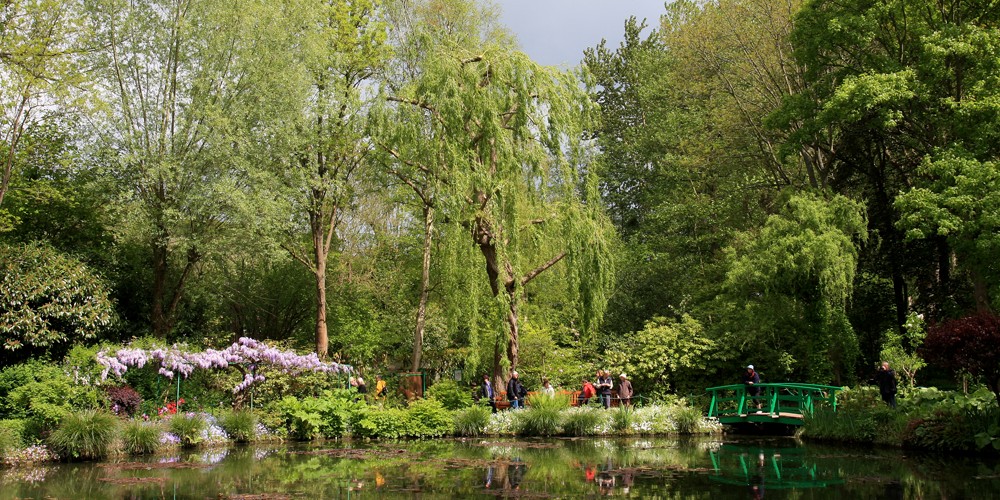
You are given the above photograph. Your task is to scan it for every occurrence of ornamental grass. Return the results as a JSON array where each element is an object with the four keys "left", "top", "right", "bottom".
[
  {"left": 121, "top": 419, "right": 162, "bottom": 455},
  {"left": 47, "top": 410, "right": 118, "bottom": 460},
  {"left": 217, "top": 410, "right": 258, "bottom": 443}
]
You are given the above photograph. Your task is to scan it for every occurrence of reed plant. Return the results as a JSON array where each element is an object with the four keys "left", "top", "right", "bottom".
[
  {"left": 454, "top": 405, "right": 491, "bottom": 437},
  {"left": 672, "top": 404, "right": 703, "bottom": 434},
  {"left": 561, "top": 407, "right": 601, "bottom": 436},
  {"left": 517, "top": 393, "right": 569, "bottom": 436},
  {"left": 169, "top": 413, "right": 207, "bottom": 447},
  {"left": 610, "top": 405, "right": 634, "bottom": 434},
  {"left": 218, "top": 410, "right": 258, "bottom": 443},
  {"left": 121, "top": 419, "right": 161, "bottom": 455},
  {"left": 47, "top": 410, "right": 118, "bottom": 460}
]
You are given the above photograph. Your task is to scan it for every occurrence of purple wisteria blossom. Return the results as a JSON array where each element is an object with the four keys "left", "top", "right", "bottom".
[{"left": 96, "top": 337, "right": 352, "bottom": 394}]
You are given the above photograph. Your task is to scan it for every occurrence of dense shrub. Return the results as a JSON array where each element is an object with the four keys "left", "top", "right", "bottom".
[
  {"left": 802, "top": 403, "right": 903, "bottom": 444},
  {"left": 351, "top": 406, "right": 409, "bottom": 439},
  {"left": 454, "top": 406, "right": 491, "bottom": 437},
  {"left": 218, "top": 410, "right": 258, "bottom": 443},
  {"left": 275, "top": 390, "right": 361, "bottom": 440},
  {"left": 406, "top": 398, "right": 453, "bottom": 437},
  {"left": 349, "top": 398, "right": 453, "bottom": 439},
  {"left": 425, "top": 380, "right": 474, "bottom": 410},
  {"left": 0, "top": 361, "right": 102, "bottom": 434},
  {"left": 106, "top": 386, "right": 142, "bottom": 416},
  {"left": 169, "top": 413, "right": 207, "bottom": 447},
  {"left": 47, "top": 410, "right": 118, "bottom": 460},
  {"left": 121, "top": 419, "right": 161, "bottom": 455},
  {"left": 672, "top": 404, "right": 703, "bottom": 434}
]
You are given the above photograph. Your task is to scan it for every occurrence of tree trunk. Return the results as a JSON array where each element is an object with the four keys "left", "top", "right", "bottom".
[
  {"left": 411, "top": 205, "right": 433, "bottom": 371},
  {"left": 314, "top": 236, "right": 329, "bottom": 359},
  {"left": 506, "top": 296, "right": 520, "bottom": 371},
  {"left": 972, "top": 267, "right": 992, "bottom": 313},
  {"left": 151, "top": 239, "right": 169, "bottom": 338}
]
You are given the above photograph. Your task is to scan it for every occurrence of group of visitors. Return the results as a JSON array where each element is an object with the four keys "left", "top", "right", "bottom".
[
  {"left": 582, "top": 370, "right": 633, "bottom": 409},
  {"left": 349, "top": 374, "right": 387, "bottom": 400},
  {"left": 480, "top": 370, "right": 635, "bottom": 412}
]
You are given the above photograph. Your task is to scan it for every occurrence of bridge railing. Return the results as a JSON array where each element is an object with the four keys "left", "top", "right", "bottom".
[{"left": 706, "top": 383, "right": 843, "bottom": 420}]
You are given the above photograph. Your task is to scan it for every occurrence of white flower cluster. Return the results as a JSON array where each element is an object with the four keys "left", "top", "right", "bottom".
[{"left": 96, "top": 337, "right": 352, "bottom": 394}]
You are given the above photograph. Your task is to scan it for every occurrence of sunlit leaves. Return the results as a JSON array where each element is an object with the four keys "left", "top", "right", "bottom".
[{"left": 0, "top": 242, "right": 114, "bottom": 352}]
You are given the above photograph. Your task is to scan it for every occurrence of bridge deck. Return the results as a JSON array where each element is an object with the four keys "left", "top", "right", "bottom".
[{"left": 706, "top": 383, "right": 842, "bottom": 426}]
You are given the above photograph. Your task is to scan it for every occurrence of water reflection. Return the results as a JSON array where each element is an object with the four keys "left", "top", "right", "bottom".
[
  {"left": 1, "top": 437, "right": 999, "bottom": 498},
  {"left": 708, "top": 442, "right": 844, "bottom": 498}
]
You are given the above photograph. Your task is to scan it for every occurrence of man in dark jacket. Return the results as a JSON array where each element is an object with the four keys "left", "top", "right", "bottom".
[
  {"left": 507, "top": 371, "right": 526, "bottom": 409},
  {"left": 875, "top": 361, "right": 898, "bottom": 408}
]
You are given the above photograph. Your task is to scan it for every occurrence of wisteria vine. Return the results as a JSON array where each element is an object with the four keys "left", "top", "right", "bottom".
[{"left": 96, "top": 337, "right": 351, "bottom": 393}]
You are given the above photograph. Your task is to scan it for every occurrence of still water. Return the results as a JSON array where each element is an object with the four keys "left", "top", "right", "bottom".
[{"left": 2, "top": 436, "right": 999, "bottom": 499}]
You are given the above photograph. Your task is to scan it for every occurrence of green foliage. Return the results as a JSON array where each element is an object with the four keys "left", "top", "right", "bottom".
[
  {"left": 0, "top": 361, "right": 102, "bottom": 434},
  {"left": 726, "top": 193, "right": 867, "bottom": 383},
  {"left": 671, "top": 404, "right": 704, "bottom": 435},
  {"left": 611, "top": 314, "right": 717, "bottom": 396},
  {"left": 425, "top": 379, "right": 473, "bottom": 410},
  {"left": 374, "top": 6, "right": 616, "bottom": 374},
  {"left": 561, "top": 408, "right": 602, "bottom": 436},
  {"left": 0, "top": 241, "right": 114, "bottom": 355},
  {"left": 168, "top": 413, "right": 207, "bottom": 448},
  {"left": 405, "top": 398, "right": 453, "bottom": 438},
  {"left": 879, "top": 313, "right": 927, "bottom": 388},
  {"left": 121, "top": 419, "right": 161, "bottom": 456},
  {"left": 275, "top": 390, "right": 361, "bottom": 441},
  {"left": 217, "top": 410, "right": 258, "bottom": 443},
  {"left": 453, "top": 405, "right": 490, "bottom": 437},
  {"left": 350, "top": 406, "right": 408, "bottom": 439},
  {"left": 350, "top": 397, "right": 453, "bottom": 440},
  {"left": 802, "top": 403, "right": 903, "bottom": 446},
  {"left": 517, "top": 320, "right": 592, "bottom": 389},
  {"left": 47, "top": 410, "right": 118, "bottom": 460},
  {"left": 803, "top": 385, "right": 1000, "bottom": 451},
  {"left": 0, "top": 419, "right": 25, "bottom": 456}
]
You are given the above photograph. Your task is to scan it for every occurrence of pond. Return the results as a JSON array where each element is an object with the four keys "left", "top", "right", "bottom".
[{"left": 2, "top": 436, "right": 999, "bottom": 499}]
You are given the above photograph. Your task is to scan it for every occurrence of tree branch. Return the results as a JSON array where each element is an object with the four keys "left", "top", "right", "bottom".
[{"left": 521, "top": 251, "right": 567, "bottom": 287}]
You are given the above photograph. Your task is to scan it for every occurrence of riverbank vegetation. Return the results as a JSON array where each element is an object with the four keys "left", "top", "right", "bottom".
[
  {"left": 3, "top": 0, "right": 1000, "bottom": 465},
  {"left": 802, "top": 387, "right": 1000, "bottom": 452}
]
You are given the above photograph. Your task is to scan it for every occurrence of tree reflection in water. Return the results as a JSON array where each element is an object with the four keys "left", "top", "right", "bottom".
[{"left": 2, "top": 437, "right": 999, "bottom": 498}]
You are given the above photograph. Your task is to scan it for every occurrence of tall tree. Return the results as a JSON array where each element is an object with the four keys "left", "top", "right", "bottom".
[
  {"left": 273, "top": 0, "right": 389, "bottom": 357},
  {"left": 777, "top": 0, "right": 1000, "bottom": 320},
  {"left": 726, "top": 192, "right": 868, "bottom": 383},
  {"left": 84, "top": 0, "right": 296, "bottom": 338},
  {"left": 375, "top": 0, "right": 507, "bottom": 371},
  {"left": 378, "top": 0, "right": 615, "bottom": 375}
]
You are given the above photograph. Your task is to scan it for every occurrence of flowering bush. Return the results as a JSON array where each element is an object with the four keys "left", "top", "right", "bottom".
[
  {"left": 97, "top": 337, "right": 352, "bottom": 395},
  {"left": 106, "top": 385, "right": 142, "bottom": 416},
  {"left": 158, "top": 399, "right": 184, "bottom": 417}
]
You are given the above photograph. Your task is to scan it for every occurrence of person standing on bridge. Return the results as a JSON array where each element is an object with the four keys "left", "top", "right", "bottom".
[
  {"left": 743, "top": 365, "right": 762, "bottom": 410},
  {"left": 875, "top": 361, "right": 898, "bottom": 408}
]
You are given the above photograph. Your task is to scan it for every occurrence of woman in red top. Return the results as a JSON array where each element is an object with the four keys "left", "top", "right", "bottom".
[{"left": 579, "top": 378, "right": 596, "bottom": 405}]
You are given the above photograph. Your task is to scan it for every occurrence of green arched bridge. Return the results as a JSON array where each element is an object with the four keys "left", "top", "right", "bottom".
[{"left": 706, "top": 383, "right": 843, "bottom": 426}]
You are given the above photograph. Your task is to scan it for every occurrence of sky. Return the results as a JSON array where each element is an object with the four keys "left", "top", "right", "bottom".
[{"left": 493, "top": 0, "right": 667, "bottom": 67}]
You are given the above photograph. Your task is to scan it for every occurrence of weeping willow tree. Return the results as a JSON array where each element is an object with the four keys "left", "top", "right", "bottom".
[{"left": 374, "top": 0, "right": 616, "bottom": 379}]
